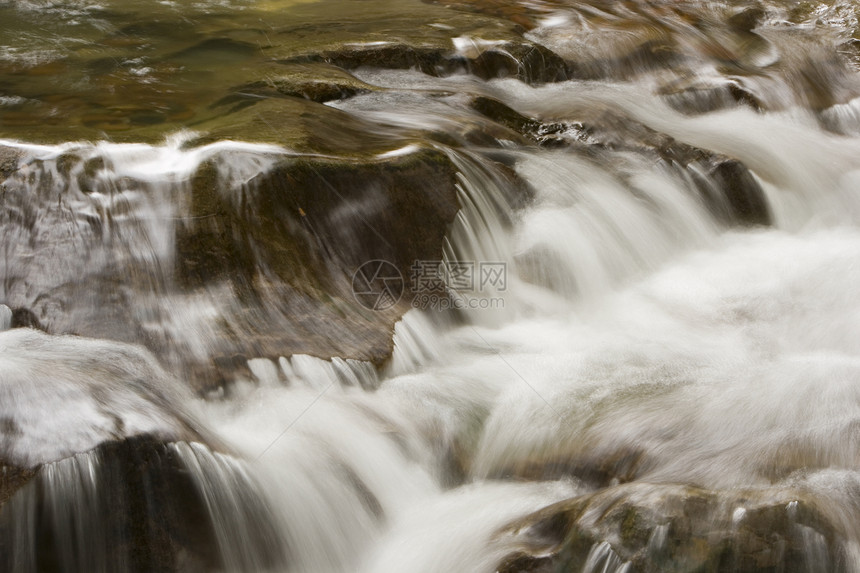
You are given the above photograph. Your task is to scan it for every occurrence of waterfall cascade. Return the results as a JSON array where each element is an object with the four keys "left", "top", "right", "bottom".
[{"left": 3, "top": 0, "right": 860, "bottom": 571}]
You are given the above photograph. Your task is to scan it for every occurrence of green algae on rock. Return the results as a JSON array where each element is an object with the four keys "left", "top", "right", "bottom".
[
  {"left": 0, "top": 0, "right": 569, "bottom": 145},
  {"left": 496, "top": 482, "right": 848, "bottom": 573}
]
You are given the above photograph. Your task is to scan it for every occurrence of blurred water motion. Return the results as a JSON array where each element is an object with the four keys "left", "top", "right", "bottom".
[{"left": 3, "top": 0, "right": 860, "bottom": 571}]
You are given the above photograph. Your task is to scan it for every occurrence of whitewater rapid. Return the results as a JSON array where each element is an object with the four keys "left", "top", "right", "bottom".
[{"left": 5, "top": 0, "right": 860, "bottom": 567}]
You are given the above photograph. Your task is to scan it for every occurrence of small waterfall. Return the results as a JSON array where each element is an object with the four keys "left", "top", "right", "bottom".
[
  {"left": 582, "top": 542, "right": 631, "bottom": 573},
  {"left": 387, "top": 310, "right": 444, "bottom": 376},
  {"left": 168, "top": 442, "right": 287, "bottom": 572},
  {"left": 6, "top": 0, "right": 860, "bottom": 570},
  {"left": 359, "top": 480, "right": 578, "bottom": 573},
  {"left": 511, "top": 150, "right": 718, "bottom": 301},
  {"left": 442, "top": 149, "right": 518, "bottom": 298},
  {"left": 275, "top": 354, "right": 379, "bottom": 391},
  {"left": 500, "top": 80, "right": 860, "bottom": 229},
  {"left": 0, "top": 440, "right": 286, "bottom": 573},
  {"left": 204, "top": 380, "right": 440, "bottom": 573}
]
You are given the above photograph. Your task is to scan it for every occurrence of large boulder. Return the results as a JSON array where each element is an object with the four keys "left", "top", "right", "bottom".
[
  {"left": 0, "top": 140, "right": 467, "bottom": 391},
  {"left": 173, "top": 146, "right": 463, "bottom": 386}
]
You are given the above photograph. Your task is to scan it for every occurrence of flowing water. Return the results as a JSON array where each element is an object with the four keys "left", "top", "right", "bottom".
[{"left": 4, "top": 0, "right": 860, "bottom": 571}]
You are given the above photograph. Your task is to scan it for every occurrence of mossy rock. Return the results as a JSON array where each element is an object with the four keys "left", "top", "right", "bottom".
[
  {"left": 237, "top": 63, "right": 379, "bottom": 103},
  {"left": 173, "top": 146, "right": 463, "bottom": 386},
  {"left": 0, "top": 0, "right": 570, "bottom": 144},
  {"left": 284, "top": 39, "right": 569, "bottom": 84},
  {"left": 181, "top": 146, "right": 462, "bottom": 275},
  {"left": 266, "top": 0, "right": 569, "bottom": 84},
  {"left": 188, "top": 96, "right": 407, "bottom": 155},
  {"left": 496, "top": 483, "right": 848, "bottom": 573}
]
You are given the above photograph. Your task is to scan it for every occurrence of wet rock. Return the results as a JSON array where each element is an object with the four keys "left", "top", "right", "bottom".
[
  {"left": 575, "top": 39, "right": 686, "bottom": 81},
  {"left": 174, "top": 147, "right": 461, "bottom": 385},
  {"left": 0, "top": 106, "right": 477, "bottom": 391},
  {"left": 0, "top": 464, "right": 35, "bottom": 507},
  {"left": 0, "top": 329, "right": 212, "bottom": 469},
  {"left": 288, "top": 42, "right": 455, "bottom": 77},
  {"left": 708, "top": 159, "right": 772, "bottom": 227},
  {"left": 463, "top": 41, "right": 569, "bottom": 83},
  {"left": 189, "top": 96, "right": 403, "bottom": 155},
  {"left": 484, "top": 446, "right": 648, "bottom": 489},
  {"left": 728, "top": 7, "right": 767, "bottom": 34},
  {"left": 0, "top": 145, "right": 21, "bottom": 182},
  {"left": 0, "top": 329, "right": 285, "bottom": 570},
  {"left": 0, "top": 134, "right": 525, "bottom": 392},
  {"left": 9, "top": 307, "right": 43, "bottom": 330},
  {"left": 659, "top": 78, "right": 763, "bottom": 114},
  {"left": 266, "top": 0, "right": 569, "bottom": 85},
  {"left": 470, "top": 96, "right": 570, "bottom": 146},
  {"left": 518, "top": 107, "right": 772, "bottom": 228},
  {"left": 285, "top": 38, "right": 569, "bottom": 84},
  {"left": 0, "top": 305, "right": 40, "bottom": 333},
  {"left": 496, "top": 483, "right": 848, "bottom": 573},
  {"left": 0, "top": 437, "right": 286, "bottom": 573},
  {"left": 238, "top": 63, "right": 377, "bottom": 103},
  {"left": 468, "top": 98, "right": 773, "bottom": 230}
]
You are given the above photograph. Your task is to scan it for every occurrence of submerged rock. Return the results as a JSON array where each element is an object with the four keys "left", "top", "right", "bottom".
[
  {"left": 659, "top": 78, "right": 764, "bottom": 115},
  {"left": 0, "top": 328, "right": 209, "bottom": 469},
  {"left": 236, "top": 63, "right": 378, "bottom": 104},
  {"left": 268, "top": 0, "right": 569, "bottom": 85},
  {"left": 0, "top": 0, "right": 574, "bottom": 144},
  {"left": 467, "top": 99, "right": 773, "bottom": 229},
  {"left": 496, "top": 483, "right": 848, "bottom": 573},
  {"left": 188, "top": 96, "right": 402, "bottom": 154}
]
